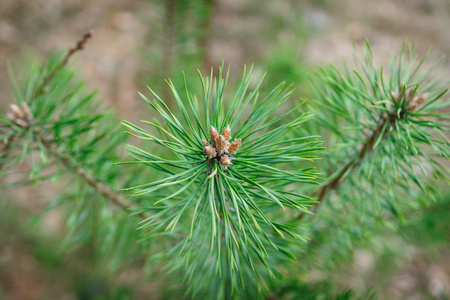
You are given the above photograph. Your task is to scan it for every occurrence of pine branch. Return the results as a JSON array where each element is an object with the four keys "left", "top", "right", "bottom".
[
  {"left": 36, "top": 132, "right": 143, "bottom": 217},
  {"left": 1, "top": 31, "right": 149, "bottom": 221},
  {"left": 32, "top": 30, "right": 93, "bottom": 99},
  {"left": 300, "top": 41, "right": 449, "bottom": 224},
  {"left": 122, "top": 65, "right": 321, "bottom": 297},
  {"left": 316, "top": 112, "right": 393, "bottom": 204},
  {"left": 295, "top": 113, "right": 392, "bottom": 220}
]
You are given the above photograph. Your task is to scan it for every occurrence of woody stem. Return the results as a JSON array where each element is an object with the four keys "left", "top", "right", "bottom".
[{"left": 298, "top": 112, "right": 394, "bottom": 219}]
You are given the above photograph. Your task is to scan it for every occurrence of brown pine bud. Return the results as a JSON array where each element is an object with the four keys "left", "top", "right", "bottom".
[
  {"left": 14, "top": 119, "right": 28, "bottom": 128},
  {"left": 21, "top": 102, "right": 32, "bottom": 120},
  {"left": 228, "top": 139, "right": 241, "bottom": 155},
  {"left": 220, "top": 155, "right": 232, "bottom": 169},
  {"left": 391, "top": 91, "right": 398, "bottom": 103},
  {"left": 6, "top": 112, "right": 16, "bottom": 122},
  {"left": 222, "top": 124, "right": 231, "bottom": 141},
  {"left": 209, "top": 126, "right": 218, "bottom": 146},
  {"left": 407, "top": 92, "right": 428, "bottom": 112},
  {"left": 215, "top": 135, "right": 227, "bottom": 153},
  {"left": 406, "top": 87, "right": 416, "bottom": 102},
  {"left": 202, "top": 139, "right": 210, "bottom": 147},
  {"left": 415, "top": 92, "right": 428, "bottom": 106},
  {"left": 204, "top": 145, "right": 216, "bottom": 158},
  {"left": 10, "top": 104, "right": 24, "bottom": 119}
]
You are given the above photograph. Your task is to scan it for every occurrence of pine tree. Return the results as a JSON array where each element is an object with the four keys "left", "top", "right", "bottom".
[{"left": 0, "top": 29, "right": 448, "bottom": 300}]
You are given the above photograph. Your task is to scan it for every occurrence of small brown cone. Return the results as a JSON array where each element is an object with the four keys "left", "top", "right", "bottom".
[
  {"left": 407, "top": 92, "right": 428, "bottom": 112},
  {"left": 10, "top": 104, "right": 24, "bottom": 119},
  {"left": 21, "top": 102, "right": 32, "bottom": 120},
  {"left": 391, "top": 91, "right": 398, "bottom": 103},
  {"left": 202, "top": 139, "right": 210, "bottom": 147},
  {"left": 209, "top": 126, "right": 219, "bottom": 146},
  {"left": 220, "top": 155, "right": 232, "bottom": 169},
  {"left": 6, "top": 112, "right": 15, "bottom": 122},
  {"left": 228, "top": 139, "right": 241, "bottom": 155},
  {"left": 222, "top": 124, "right": 231, "bottom": 141},
  {"left": 204, "top": 146, "right": 216, "bottom": 158},
  {"left": 406, "top": 87, "right": 416, "bottom": 102},
  {"left": 216, "top": 135, "right": 227, "bottom": 153},
  {"left": 14, "top": 119, "right": 28, "bottom": 128},
  {"left": 416, "top": 92, "right": 428, "bottom": 106}
]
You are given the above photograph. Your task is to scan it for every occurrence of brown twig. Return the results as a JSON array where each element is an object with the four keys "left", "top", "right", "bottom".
[
  {"left": 37, "top": 132, "right": 148, "bottom": 220},
  {"left": 304, "top": 87, "right": 430, "bottom": 217},
  {"left": 2, "top": 31, "right": 93, "bottom": 172},
  {"left": 2, "top": 30, "right": 150, "bottom": 221},
  {"left": 318, "top": 114, "right": 391, "bottom": 202},
  {"left": 297, "top": 112, "right": 395, "bottom": 219},
  {"left": 32, "top": 30, "right": 93, "bottom": 99}
]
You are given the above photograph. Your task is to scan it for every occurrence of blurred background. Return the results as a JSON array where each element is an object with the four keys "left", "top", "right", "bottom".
[{"left": 0, "top": 0, "right": 449, "bottom": 299}]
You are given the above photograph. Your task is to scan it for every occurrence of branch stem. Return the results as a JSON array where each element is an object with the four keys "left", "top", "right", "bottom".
[
  {"left": 32, "top": 30, "right": 93, "bottom": 99},
  {"left": 299, "top": 112, "right": 394, "bottom": 219},
  {"left": 2, "top": 31, "right": 149, "bottom": 221},
  {"left": 37, "top": 132, "right": 147, "bottom": 219}
]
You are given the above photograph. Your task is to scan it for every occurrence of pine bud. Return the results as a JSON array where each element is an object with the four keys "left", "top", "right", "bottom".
[
  {"left": 228, "top": 139, "right": 241, "bottom": 155},
  {"left": 10, "top": 104, "right": 24, "bottom": 119},
  {"left": 222, "top": 124, "right": 231, "bottom": 141},
  {"left": 204, "top": 145, "right": 216, "bottom": 158},
  {"left": 202, "top": 139, "right": 210, "bottom": 147},
  {"left": 406, "top": 87, "right": 416, "bottom": 101},
  {"left": 7, "top": 102, "right": 32, "bottom": 128},
  {"left": 416, "top": 92, "right": 428, "bottom": 105},
  {"left": 220, "top": 155, "right": 231, "bottom": 169},
  {"left": 407, "top": 92, "right": 428, "bottom": 112},
  {"left": 216, "top": 135, "right": 227, "bottom": 153},
  {"left": 391, "top": 91, "right": 398, "bottom": 103},
  {"left": 209, "top": 126, "right": 219, "bottom": 146},
  {"left": 14, "top": 119, "right": 28, "bottom": 128},
  {"left": 21, "top": 102, "right": 32, "bottom": 120},
  {"left": 6, "top": 112, "right": 15, "bottom": 122}
]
